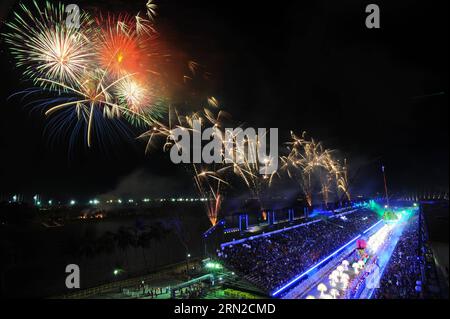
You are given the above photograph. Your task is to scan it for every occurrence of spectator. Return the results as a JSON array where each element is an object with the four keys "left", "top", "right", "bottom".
[{"left": 219, "top": 209, "right": 380, "bottom": 293}]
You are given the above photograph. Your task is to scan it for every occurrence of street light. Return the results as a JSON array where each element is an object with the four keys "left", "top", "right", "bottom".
[{"left": 186, "top": 253, "right": 191, "bottom": 273}]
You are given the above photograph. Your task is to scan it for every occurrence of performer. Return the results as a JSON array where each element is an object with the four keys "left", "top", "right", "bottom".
[
  {"left": 356, "top": 237, "right": 368, "bottom": 262},
  {"left": 365, "top": 259, "right": 381, "bottom": 289}
]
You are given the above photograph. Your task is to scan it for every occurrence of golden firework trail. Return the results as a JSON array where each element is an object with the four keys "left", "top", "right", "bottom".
[{"left": 281, "top": 131, "right": 349, "bottom": 207}]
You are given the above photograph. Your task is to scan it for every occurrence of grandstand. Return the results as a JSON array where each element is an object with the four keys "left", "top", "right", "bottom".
[{"left": 217, "top": 208, "right": 381, "bottom": 295}]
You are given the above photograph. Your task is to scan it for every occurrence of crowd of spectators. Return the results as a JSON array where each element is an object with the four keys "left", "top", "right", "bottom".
[
  {"left": 122, "top": 285, "right": 170, "bottom": 298},
  {"left": 374, "top": 215, "right": 424, "bottom": 299},
  {"left": 218, "top": 209, "right": 380, "bottom": 292},
  {"left": 178, "top": 282, "right": 210, "bottom": 299}
]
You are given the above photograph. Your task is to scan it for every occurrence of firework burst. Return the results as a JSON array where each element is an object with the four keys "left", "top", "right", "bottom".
[
  {"left": 4, "top": 1, "right": 168, "bottom": 147},
  {"left": 3, "top": 1, "right": 94, "bottom": 89},
  {"left": 94, "top": 14, "right": 153, "bottom": 79}
]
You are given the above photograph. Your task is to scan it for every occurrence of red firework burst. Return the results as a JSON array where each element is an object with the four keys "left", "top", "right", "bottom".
[{"left": 95, "top": 14, "right": 151, "bottom": 79}]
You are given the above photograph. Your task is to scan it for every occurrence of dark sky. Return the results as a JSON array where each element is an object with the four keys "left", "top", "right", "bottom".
[{"left": 0, "top": 0, "right": 448, "bottom": 200}]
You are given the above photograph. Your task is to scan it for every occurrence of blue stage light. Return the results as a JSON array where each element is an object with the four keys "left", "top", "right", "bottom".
[{"left": 363, "top": 220, "right": 383, "bottom": 234}]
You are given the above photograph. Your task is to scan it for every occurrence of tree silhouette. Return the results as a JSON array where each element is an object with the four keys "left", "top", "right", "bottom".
[
  {"left": 114, "top": 226, "right": 133, "bottom": 270},
  {"left": 137, "top": 231, "right": 152, "bottom": 269},
  {"left": 79, "top": 228, "right": 98, "bottom": 259}
]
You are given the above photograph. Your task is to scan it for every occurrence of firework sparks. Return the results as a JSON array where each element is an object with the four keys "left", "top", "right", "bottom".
[
  {"left": 115, "top": 77, "right": 149, "bottom": 111},
  {"left": 146, "top": 0, "right": 158, "bottom": 20},
  {"left": 4, "top": 1, "right": 167, "bottom": 147},
  {"left": 3, "top": 1, "right": 94, "bottom": 89},
  {"left": 281, "top": 131, "right": 349, "bottom": 207},
  {"left": 194, "top": 166, "right": 227, "bottom": 226},
  {"left": 336, "top": 159, "right": 351, "bottom": 202},
  {"left": 94, "top": 14, "right": 154, "bottom": 79},
  {"left": 38, "top": 70, "right": 148, "bottom": 147},
  {"left": 4, "top": 1, "right": 355, "bottom": 230},
  {"left": 138, "top": 106, "right": 233, "bottom": 226}
]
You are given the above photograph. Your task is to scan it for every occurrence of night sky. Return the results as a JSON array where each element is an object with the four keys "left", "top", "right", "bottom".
[{"left": 0, "top": 0, "right": 448, "bottom": 200}]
